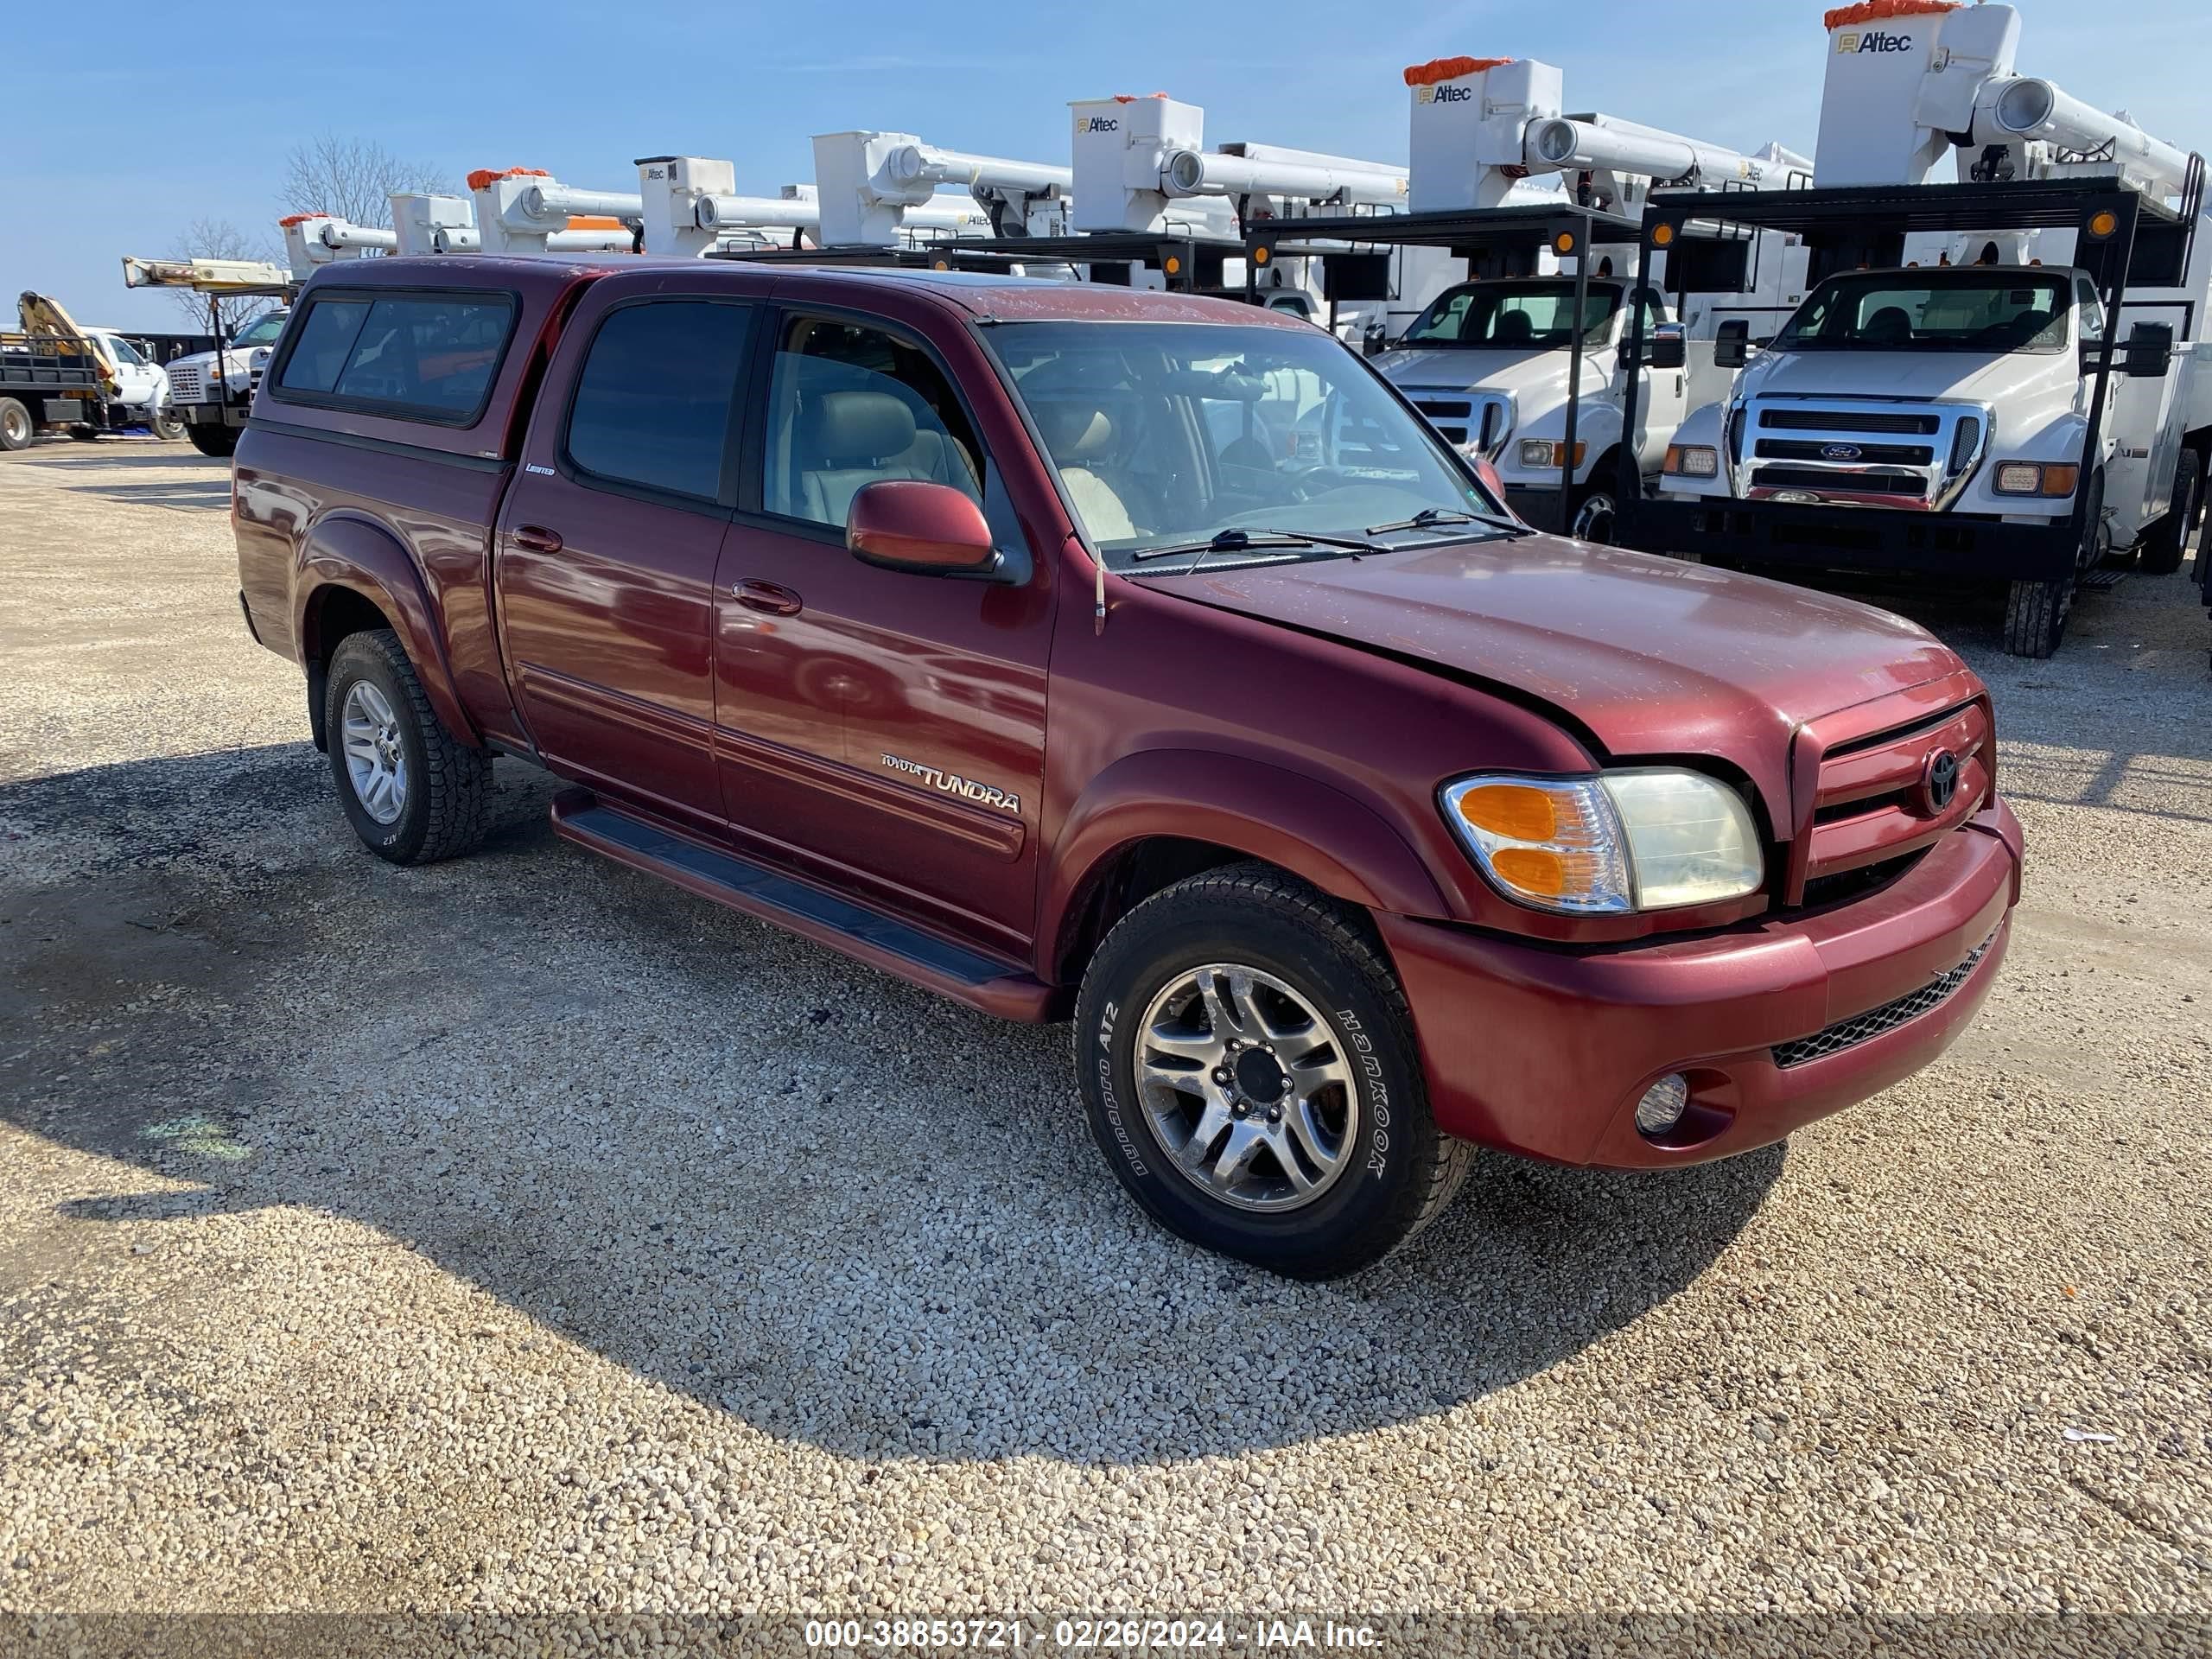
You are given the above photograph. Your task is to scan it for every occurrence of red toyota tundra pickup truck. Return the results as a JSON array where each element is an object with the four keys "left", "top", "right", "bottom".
[{"left": 231, "top": 255, "right": 2022, "bottom": 1277}]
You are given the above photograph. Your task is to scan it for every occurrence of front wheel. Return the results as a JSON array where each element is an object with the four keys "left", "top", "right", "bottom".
[
  {"left": 2004, "top": 473, "right": 2103, "bottom": 658},
  {"left": 185, "top": 423, "right": 238, "bottom": 458},
  {"left": 1569, "top": 484, "right": 1618, "bottom": 543},
  {"left": 324, "top": 629, "right": 493, "bottom": 865},
  {"left": 1074, "top": 865, "right": 1471, "bottom": 1279},
  {"left": 150, "top": 409, "right": 187, "bottom": 443}
]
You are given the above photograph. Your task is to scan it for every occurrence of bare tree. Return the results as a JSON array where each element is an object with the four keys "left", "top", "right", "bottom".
[
  {"left": 279, "top": 134, "right": 447, "bottom": 230},
  {"left": 168, "top": 219, "right": 283, "bottom": 334}
]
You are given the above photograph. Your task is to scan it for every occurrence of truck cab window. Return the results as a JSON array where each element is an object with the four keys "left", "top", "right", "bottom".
[
  {"left": 564, "top": 301, "right": 753, "bottom": 502},
  {"left": 763, "top": 317, "right": 985, "bottom": 529}
]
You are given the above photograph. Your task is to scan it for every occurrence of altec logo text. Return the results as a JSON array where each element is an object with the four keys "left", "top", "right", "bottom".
[
  {"left": 1836, "top": 29, "right": 1915, "bottom": 54},
  {"left": 1414, "top": 84, "right": 1476, "bottom": 105},
  {"left": 1078, "top": 115, "right": 1119, "bottom": 135}
]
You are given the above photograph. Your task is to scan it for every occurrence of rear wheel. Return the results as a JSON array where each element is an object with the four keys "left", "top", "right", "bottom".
[
  {"left": 2139, "top": 454, "right": 2199, "bottom": 576},
  {"left": 1074, "top": 864, "right": 1471, "bottom": 1279},
  {"left": 185, "top": 423, "right": 238, "bottom": 458},
  {"left": 324, "top": 629, "right": 493, "bottom": 865},
  {"left": 0, "top": 398, "right": 30, "bottom": 451}
]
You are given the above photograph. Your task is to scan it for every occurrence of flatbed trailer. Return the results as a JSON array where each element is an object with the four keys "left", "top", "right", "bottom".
[{"left": 0, "top": 334, "right": 115, "bottom": 449}]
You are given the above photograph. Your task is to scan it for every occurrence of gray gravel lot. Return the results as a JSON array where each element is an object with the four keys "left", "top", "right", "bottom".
[{"left": 1, "top": 440, "right": 2208, "bottom": 1650}]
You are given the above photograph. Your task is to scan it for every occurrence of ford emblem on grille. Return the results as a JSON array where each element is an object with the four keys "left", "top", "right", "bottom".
[
  {"left": 1821, "top": 442, "right": 1864, "bottom": 461},
  {"left": 1921, "top": 748, "right": 1961, "bottom": 814}
]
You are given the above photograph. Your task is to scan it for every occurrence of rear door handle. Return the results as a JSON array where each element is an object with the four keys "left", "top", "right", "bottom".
[
  {"left": 733, "top": 578, "right": 804, "bottom": 617},
  {"left": 511, "top": 524, "right": 563, "bottom": 554}
]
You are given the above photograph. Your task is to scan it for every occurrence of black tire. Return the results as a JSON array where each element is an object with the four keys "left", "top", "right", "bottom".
[
  {"left": 324, "top": 628, "right": 493, "bottom": 865},
  {"left": 1074, "top": 863, "right": 1471, "bottom": 1279},
  {"left": 150, "top": 409, "right": 187, "bottom": 443},
  {"left": 67, "top": 425, "right": 100, "bottom": 442},
  {"left": 1568, "top": 464, "right": 1619, "bottom": 544},
  {"left": 2139, "top": 455, "right": 2198, "bottom": 576},
  {"left": 0, "top": 397, "right": 31, "bottom": 451},
  {"left": 2003, "top": 473, "right": 2102, "bottom": 658},
  {"left": 185, "top": 423, "right": 238, "bottom": 458}
]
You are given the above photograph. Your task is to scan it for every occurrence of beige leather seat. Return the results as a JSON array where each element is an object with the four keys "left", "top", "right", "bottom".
[
  {"left": 1035, "top": 400, "right": 1147, "bottom": 544},
  {"left": 798, "top": 391, "right": 935, "bottom": 525}
]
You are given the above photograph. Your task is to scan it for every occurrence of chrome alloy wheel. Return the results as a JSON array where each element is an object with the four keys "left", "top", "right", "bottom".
[
  {"left": 1133, "top": 964, "right": 1360, "bottom": 1213},
  {"left": 340, "top": 680, "right": 409, "bottom": 824},
  {"left": 1571, "top": 489, "right": 1617, "bottom": 543}
]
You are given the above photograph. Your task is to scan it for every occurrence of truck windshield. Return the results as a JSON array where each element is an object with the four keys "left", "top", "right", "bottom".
[
  {"left": 1774, "top": 271, "right": 2069, "bottom": 353},
  {"left": 985, "top": 320, "right": 1504, "bottom": 567},
  {"left": 1402, "top": 281, "right": 1622, "bottom": 349},
  {"left": 232, "top": 312, "right": 289, "bottom": 347}
]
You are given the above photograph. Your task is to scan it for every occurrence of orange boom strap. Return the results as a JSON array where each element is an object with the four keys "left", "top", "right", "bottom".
[
  {"left": 1822, "top": 0, "right": 1956, "bottom": 29},
  {"left": 466, "top": 167, "right": 550, "bottom": 191},
  {"left": 1403, "top": 56, "right": 1514, "bottom": 87}
]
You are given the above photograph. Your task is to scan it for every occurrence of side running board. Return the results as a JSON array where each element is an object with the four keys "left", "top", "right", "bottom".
[{"left": 550, "top": 792, "right": 1055, "bottom": 1022}]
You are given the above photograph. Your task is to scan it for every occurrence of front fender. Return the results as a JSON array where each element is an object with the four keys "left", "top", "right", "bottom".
[
  {"left": 294, "top": 512, "right": 478, "bottom": 747},
  {"left": 1041, "top": 748, "right": 1452, "bottom": 979}
]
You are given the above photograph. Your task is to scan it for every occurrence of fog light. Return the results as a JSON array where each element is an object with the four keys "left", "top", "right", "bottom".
[{"left": 1634, "top": 1073, "right": 1691, "bottom": 1138}]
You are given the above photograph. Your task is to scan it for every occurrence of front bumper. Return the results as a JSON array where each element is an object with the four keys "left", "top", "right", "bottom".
[
  {"left": 1378, "top": 801, "right": 2022, "bottom": 1169},
  {"left": 1623, "top": 496, "right": 2076, "bottom": 583},
  {"left": 180, "top": 399, "right": 251, "bottom": 429}
]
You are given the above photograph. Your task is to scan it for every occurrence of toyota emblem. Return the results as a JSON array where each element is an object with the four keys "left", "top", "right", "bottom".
[
  {"left": 1821, "top": 442, "right": 1865, "bottom": 461},
  {"left": 1922, "top": 748, "right": 1961, "bottom": 814}
]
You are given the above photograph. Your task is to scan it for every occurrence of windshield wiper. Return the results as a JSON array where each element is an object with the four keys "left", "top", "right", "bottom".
[
  {"left": 1364, "top": 506, "right": 1532, "bottom": 539},
  {"left": 1130, "top": 526, "right": 1390, "bottom": 575}
]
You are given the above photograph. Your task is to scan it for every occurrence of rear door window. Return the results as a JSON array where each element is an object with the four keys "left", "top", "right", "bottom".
[
  {"left": 274, "top": 291, "right": 515, "bottom": 421},
  {"left": 562, "top": 299, "right": 754, "bottom": 504}
]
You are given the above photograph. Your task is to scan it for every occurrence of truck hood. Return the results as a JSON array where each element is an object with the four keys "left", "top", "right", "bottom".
[
  {"left": 1154, "top": 537, "right": 1963, "bottom": 813},
  {"left": 1740, "top": 346, "right": 2070, "bottom": 405},
  {"left": 1381, "top": 346, "right": 1611, "bottom": 410}
]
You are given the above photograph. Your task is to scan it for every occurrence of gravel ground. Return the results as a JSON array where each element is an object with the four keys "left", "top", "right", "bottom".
[{"left": 1, "top": 440, "right": 2208, "bottom": 1655}]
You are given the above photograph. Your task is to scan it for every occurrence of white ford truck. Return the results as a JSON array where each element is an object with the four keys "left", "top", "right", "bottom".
[{"left": 1651, "top": 257, "right": 2209, "bottom": 656}]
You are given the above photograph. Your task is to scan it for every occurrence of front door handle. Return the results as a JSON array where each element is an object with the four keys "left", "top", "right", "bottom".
[
  {"left": 733, "top": 578, "right": 804, "bottom": 617},
  {"left": 512, "top": 524, "right": 563, "bottom": 554}
]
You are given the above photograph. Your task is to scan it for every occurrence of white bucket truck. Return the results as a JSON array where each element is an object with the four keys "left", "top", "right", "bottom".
[
  {"left": 1341, "top": 54, "right": 1809, "bottom": 538},
  {"left": 1635, "top": 1, "right": 2209, "bottom": 657},
  {"left": 1043, "top": 92, "right": 1408, "bottom": 316},
  {"left": 121, "top": 254, "right": 297, "bottom": 457}
]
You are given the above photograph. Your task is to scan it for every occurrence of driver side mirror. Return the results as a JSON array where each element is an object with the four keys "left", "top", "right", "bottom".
[
  {"left": 1713, "top": 319, "right": 1751, "bottom": 370},
  {"left": 1637, "top": 324, "right": 1687, "bottom": 371},
  {"left": 847, "top": 480, "right": 1001, "bottom": 576},
  {"left": 2120, "top": 321, "right": 2174, "bottom": 378}
]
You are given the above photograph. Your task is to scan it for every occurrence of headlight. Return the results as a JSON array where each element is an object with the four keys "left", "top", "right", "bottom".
[
  {"left": 1440, "top": 769, "right": 1763, "bottom": 914},
  {"left": 1519, "top": 439, "right": 1586, "bottom": 470},
  {"left": 1992, "top": 461, "right": 2078, "bottom": 497},
  {"left": 1664, "top": 443, "right": 1719, "bottom": 478}
]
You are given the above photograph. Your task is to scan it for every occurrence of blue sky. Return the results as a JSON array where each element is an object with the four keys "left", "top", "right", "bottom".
[{"left": 6, "top": 0, "right": 2195, "bottom": 331}]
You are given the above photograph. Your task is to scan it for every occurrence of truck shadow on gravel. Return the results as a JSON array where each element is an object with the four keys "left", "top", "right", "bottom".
[{"left": 3, "top": 743, "right": 1781, "bottom": 1466}]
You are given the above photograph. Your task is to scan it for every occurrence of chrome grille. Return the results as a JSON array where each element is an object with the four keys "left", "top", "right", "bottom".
[
  {"left": 1758, "top": 408, "right": 1938, "bottom": 435},
  {"left": 1732, "top": 397, "right": 1990, "bottom": 510},
  {"left": 1404, "top": 388, "right": 1511, "bottom": 456},
  {"left": 168, "top": 364, "right": 204, "bottom": 402},
  {"left": 1772, "top": 929, "right": 1997, "bottom": 1069}
]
